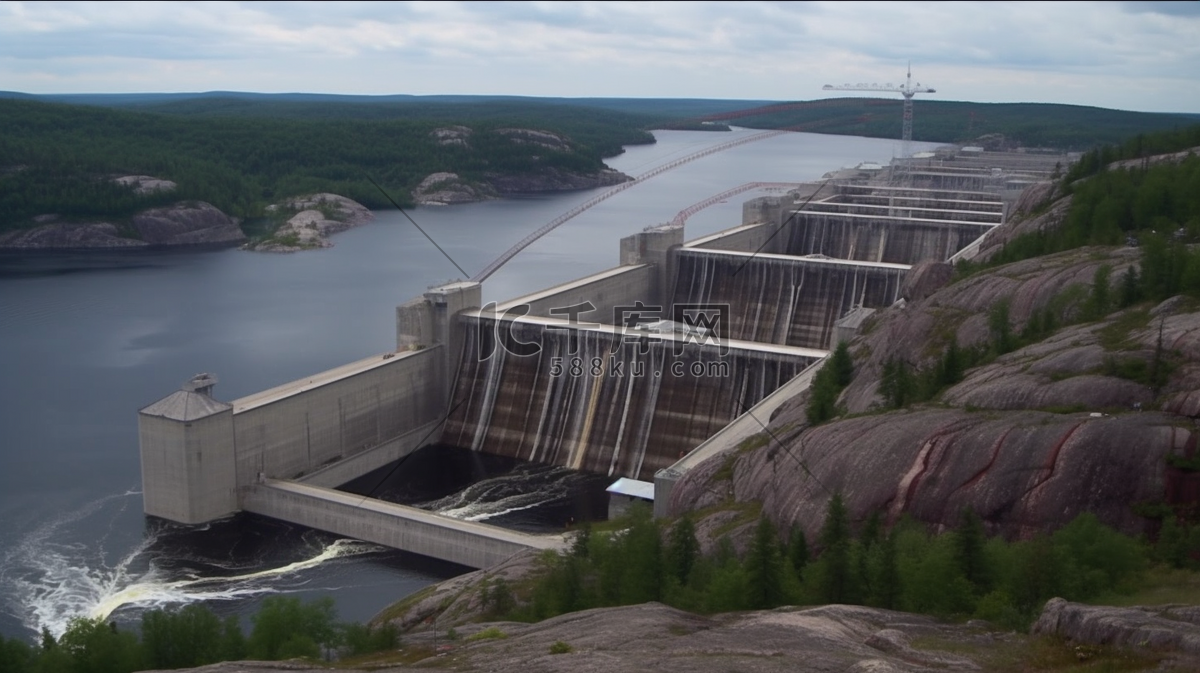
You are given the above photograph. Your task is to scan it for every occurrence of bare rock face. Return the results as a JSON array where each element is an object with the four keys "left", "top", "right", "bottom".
[
  {"left": 131, "top": 201, "right": 245, "bottom": 246},
  {"left": 411, "top": 172, "right": 498, "bottom": 206},
  {"left": 431, "top": 125, "right": 472, "bottom": 147},
  {"left": 495, "top": 128, "right": 572, "bottom": 152},
  {"left": 486, "top": 166, "right": 631, "bottom": 194},
  {"left": 900, "top": 260, "right": 953, "bottom": 302},
  {"left": 0, "top": 222, "right": 148, "bottom": 249},
  {"left": 1034, "top": 598, "right": 1200, "bottom": 655},
  {"left": 153, "top": 601, "right": 1017, "bottom": 672},
  {"left": 113, "top": 174, "right": 177, "bottom": 195},
  {"left": 247, "top": 194, "right": 374, "bottom": 252},
  {"left": 671, "top": 408, "right": 1192, "bottom": 542}
]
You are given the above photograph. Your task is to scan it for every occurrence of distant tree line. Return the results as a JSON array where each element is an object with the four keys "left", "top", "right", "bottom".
[{"left": 732, "top": 99, "right": 1197, "bottom": 150}]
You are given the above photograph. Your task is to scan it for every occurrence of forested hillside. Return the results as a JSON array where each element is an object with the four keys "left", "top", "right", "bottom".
[
  {"left": 2, "top": 92, "right": 1195, "bottom": 236},
  {"left": 0, "top": 97, "right": 655, "bottom": 231},
  {"left": 715, "top": 98, "right": 1197, "bottom": 149}
]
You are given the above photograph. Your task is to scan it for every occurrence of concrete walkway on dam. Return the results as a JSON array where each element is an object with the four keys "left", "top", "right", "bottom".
[
  {"left": 243, "top": 479, "right": 566, "bottom": 569},
  {"left": 463, "top": 311, "right": 831, "bottom": 361},
  {"left": 679, "top": 246, "right": 914, "bottom": 272}
]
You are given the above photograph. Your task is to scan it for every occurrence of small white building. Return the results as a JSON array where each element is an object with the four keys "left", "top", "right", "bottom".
[{"left": 606, "top": 478, "right": 655, "bottom": 518}]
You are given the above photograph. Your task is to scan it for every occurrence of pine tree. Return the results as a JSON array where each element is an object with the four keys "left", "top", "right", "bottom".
[
  {"left": 745, "top": 516, "right": 787, "bottom": 609},
  {"left": 817, "top": 493, "right": 853, "bottom": 604},
  {"left": 953, "top": 507, "right": 989, "bottom": 593},
  {"left": 667, "top": 514, "right": 700, "bottom": 585},
  {"left": 872, "top": 531, "right": 901, "bottom": 609},
  {"left": 830, "top": 341, "right": 854, "bottom": 387},
  {"left": 786, "top": 523, "right": 810, "bottom": 576}
]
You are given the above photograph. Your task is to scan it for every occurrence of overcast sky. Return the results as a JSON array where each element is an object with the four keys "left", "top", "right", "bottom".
[{"left": 2, "top": 1, "right": 1197, "bottom": 113}]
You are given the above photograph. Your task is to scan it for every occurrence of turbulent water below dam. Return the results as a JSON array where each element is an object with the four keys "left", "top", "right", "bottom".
[{"left": 0, "top": 129, "right": 934, "bottom": 641}]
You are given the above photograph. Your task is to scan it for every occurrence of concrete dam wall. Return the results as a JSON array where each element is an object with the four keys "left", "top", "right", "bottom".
[
  {"left": 440, "top": 316, "right": 822, "bottom": 480},
  {"left": 671, "top": 248, "right": 908, "bottom": 349},
  {"left": 784, "top": 211, "right": 995, "bottom": 265}
]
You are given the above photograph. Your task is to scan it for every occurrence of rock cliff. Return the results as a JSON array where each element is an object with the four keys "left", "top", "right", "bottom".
[
  {"left": 130, "top": 201, "right": 245, "bottom": 246},
  {"left": 0, "top": 201, "right": 244, "bottom": 250}
]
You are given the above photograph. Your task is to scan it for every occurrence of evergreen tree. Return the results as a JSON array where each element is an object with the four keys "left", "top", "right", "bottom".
[
  {"left": 872, "top": 531, "right": 902, "bottom": 609},
  {"left": 953, "top": 507, "right": 989, "bottom": 593},
  {"left": 667, "top": 514, "right": 700, "bottom": 585},
  {"left": 744, "top": 517, "right": 787, "bottom": 609},
  {"left": 1085, "top": 264, "right": 1112, "bottom": 320},
  {"left": 617, "top": 506, "right": 664, "bottom": 604},
  {"left": 786, "top": 523, "right": 810, "bottom": 576},
  {"left": 988, "top": 299, "right": 1014, "bottom": 355},
  {"left": 879, "top": 357, "right": 915, "bottom": 409},
  {"left": 1119, "top": 265, "right": 1141, "bottom": 308},
  {"left": 830, "top": 341, "right": 855, "bottom": 387},
  {"left": 817, "top": 493, "right": 853, "bottom": 604}
]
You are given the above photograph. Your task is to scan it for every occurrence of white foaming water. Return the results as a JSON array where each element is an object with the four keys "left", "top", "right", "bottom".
[
  {"left": 1, "top": 491, "right": 380, "bottom": 638},
  {"left": 420, "top": 464, "right": 589, "bottom": 522}
]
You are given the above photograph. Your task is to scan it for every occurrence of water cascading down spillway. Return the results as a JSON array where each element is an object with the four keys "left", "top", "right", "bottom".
[
  {"left": 785, "top": 211, "right": 995, "bottom": 264},
  {"left": 671, "top": 249, "right": 909, "bottom": 350},
  {"left": 441, "top": 316, "right": 821, "bottom": 480}
]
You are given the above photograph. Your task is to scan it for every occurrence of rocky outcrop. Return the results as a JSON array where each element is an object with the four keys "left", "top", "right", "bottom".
[
  {"left": 0, "top": 222, "right": 148, "bottom": 249},
  {"left": 486, "top": 166, "right": 631, "bottom": 194},
  {"left": 838, "top": 246, "right": 1142, "bottom": 415},
  {"left": 431, "top": 125, "right": 472, "bottom": 147},
  {"left": 247, "top": 194, "right": 373, "bottom": 252},
  {"left": 0, "top": 201, "right": 244, "bottom": 250},
  {"left": 974, "top": 181, "right": 1071, "bottom": 263},
  {"left": 1034, "top": 597, "right": 1200, "bottom": 655},
  {"left": 113, "top": 174, "right": 177, "bottom": 195},
  {"left": 131, "top": 201, "right": 245, "bottom": 246},
  {"left": 411, "top": 172, "right": 498, "bottom": 206},
  {"left": 148, "top": 602, "right": 1014, "bottom": 672},
  {"left": 496, "top": 128, "right": 572, "bottom": 152},
  {"left": 672, "top": 408, "right": 1193, "bottom": 542}
]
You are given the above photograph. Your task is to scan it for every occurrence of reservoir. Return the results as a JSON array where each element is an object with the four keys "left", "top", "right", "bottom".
[{"left": 0, "top": 129, "right": 928, "bottom": 640}]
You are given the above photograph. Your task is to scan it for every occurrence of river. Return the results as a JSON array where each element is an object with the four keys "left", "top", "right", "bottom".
[{"left": 0, "top": 128, "right": 927, "bottom": 640}]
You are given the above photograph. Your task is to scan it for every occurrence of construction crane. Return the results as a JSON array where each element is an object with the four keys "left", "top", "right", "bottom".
[{"left": 822, "top": 64, "right": 935, "bottom": 159}]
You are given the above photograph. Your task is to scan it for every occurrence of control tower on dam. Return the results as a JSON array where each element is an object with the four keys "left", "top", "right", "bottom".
[{"left": 139, "top": 147, "right": 1042, "bottom": 566}]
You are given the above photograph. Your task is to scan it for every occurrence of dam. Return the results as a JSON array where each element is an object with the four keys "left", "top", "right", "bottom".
[{"left": 139, "top": 145, "right": 1066, "bottom": 568}]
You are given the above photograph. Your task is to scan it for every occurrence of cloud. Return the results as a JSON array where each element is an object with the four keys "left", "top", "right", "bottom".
[{"left": 0, "top": 1, "right": 1196, "bottom": 113}]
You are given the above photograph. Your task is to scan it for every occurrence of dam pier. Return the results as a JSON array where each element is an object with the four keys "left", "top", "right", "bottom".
[{"left": 139, "top": 145, "right": 1068, "bottom": 568}]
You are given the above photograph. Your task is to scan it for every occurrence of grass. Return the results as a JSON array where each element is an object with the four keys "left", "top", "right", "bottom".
[
  {"left": 1019, "top": 636, "right": 1165, "bottom": 672},
  {"left": 1091, "top": 566, "right": 1200, "bottom": 607},
  {"left": 467, "top": 626, "right": 508, "bottom": 642}
]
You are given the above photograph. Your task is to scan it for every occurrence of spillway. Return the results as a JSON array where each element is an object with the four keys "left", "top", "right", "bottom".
[
  {"left": 671, "top": 249, "right": 908, "bottom": 349},
  {"left": 441, "top": 316, "right": 822, "bottom": 480},
  {"left": 784, "top": 211, "right": 995, "bottom": 264}
]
